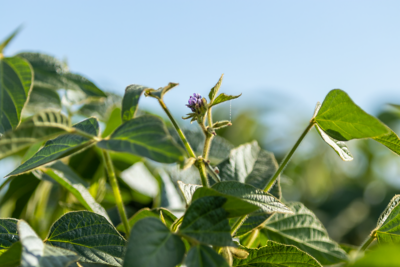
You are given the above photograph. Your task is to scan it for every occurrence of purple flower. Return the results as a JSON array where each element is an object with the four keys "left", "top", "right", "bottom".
[{"left": 186, "top": 93, "right": 203, "bottom": 112}]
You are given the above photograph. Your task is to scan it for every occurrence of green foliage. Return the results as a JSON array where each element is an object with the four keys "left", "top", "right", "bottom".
[
  {"left": 374, "top": 195, "right": 400, "bottom": 243},
  {"left": 185, "top": 244, "right": 229, "bottom": 267},
  {"left": 121, "top": 84, "right": 150, "bottom": 122},
  {"left": 0, "top": 219, "right": 19, "bottom": 255}
]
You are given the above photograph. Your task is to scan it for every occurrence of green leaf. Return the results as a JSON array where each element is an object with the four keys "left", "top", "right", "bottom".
[
  {"left": 178, "top": 196, "right": 235, "bottom": 247},
  {"left": 18, "top": 220, "right": 78, "bottom": 267},
  {"left": 191, "top": 181, "right": 291, "bottom": 218},
  {"left": 315, "top": 89, "right": 389, "bottom": 141},
  {"left": 374, "top": 194, "right": 400, "bottom": 243},
  {"left": 232, "top": 241, "right": 322, "bottom": 267},
  {"left": 373, "top": 130, "right": 400, "bottom": 156},
  {"left": 7, "top": 117, "right": 99, "bottom": 176},
  {"left": 25, "top": 86, "right": 61, "bottom": 114},
  {"left": 185, "top": 244, "right": 229, "bottom": 267},
  {"left": 102, "top": 107, "right": 122, "bottom": 138},
  {"left": 347, "top": 244, "right": 400, "bottom": 266},
  {"left": 116, "top": 207, "right": 177, "bottom": 233},
  {"left": 123, "top": 217, "right": 185, "bottom": 267},
  {"left": 78, "top": 93, "right": 122, "bottom": 122},
  {"left": 208, "top": 74, "right": 224, "bottom": 102},
  {"left": 0, "top": 26, "right": 22, "bottom": 53},
  {"left": 144, "top": 82, "right": 178, "bottom": 100},
  {"left": 209, "top": 93, "right": 241, "bottom": 108},
  {"left": 260, "top": 202, "right": 348, "bottom": 265},
  {"left": 0, "top": 241, "right": 22, "bottom": 267},
  {"left": 315, "top": 125, "right": 353, "bottom": 161},
  {"left": 0, "top": 56, "right": 33, "bottom": 134},
  {"left": 121, "top": 84, "right": 151, "bottom": 122},
  {"left": 37, "top": 162, "right": 110, "bottom": 221},
  {"left": 232, "top": 214, "right": 272, "bottom": 237},
  {"left": 177, "top": 181, "right": 201, "bottom": 205},
  {"left": 97, "top": 115, "right": 185, "bottom": 163},
  {"left": 0, "top": 111, "right": 71, "bottom": 159},
  {"left": 0, "top": 219, "right": 19, "bottom": 254},
  {"left": 46, "top": 211, "right": 126, "bottom": 266},
  {"left": 63, "top": 73, "right": 106, "bottom": 97}
]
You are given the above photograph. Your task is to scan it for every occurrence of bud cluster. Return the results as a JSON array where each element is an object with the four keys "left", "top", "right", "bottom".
[{"left": 186, "top": 93, "right": 204, "bottom": 113}]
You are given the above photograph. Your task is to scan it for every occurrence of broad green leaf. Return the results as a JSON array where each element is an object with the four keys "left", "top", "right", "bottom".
[
  {"left": 373, "top": 130, "right": 400, "bottom": 156},
  {"left": 347, "top": 244, "right": 400, "bottom": 266},
  {"left": 177, "top": 181, "right": 201, "bottom": 205},
  {"left": 102, "top": 107, "right": 122, "bottom": 138},
  {"left": 232, "top": 241, "right": 322, "bottom": 267},
  {"left": 178, "top": 196, "right": 235, "bottom": 247},
  {"left": 46, "top": 211, "right": 126, "bottom": 266},
  {"left": 0, "top": 241, "right": 22, "bottom": 267},
  {"left": 63, "top": 73, "right": 106, "bottom": 97},
  {"left": 37, "top": 162, "right": 110, "bottom": 221},
  {"left": 0, "top": 56, "right": 33, "bottom": 134},
  {"left": 315, "top": 89, "right": 389, "bottom": 141},
  {"left": 192, "top": 182, "right": 291, "bottom": 218},
  {"left": 78, "top": 93, "right": 122, "bottom": 122},
  {"left": 316, "top": 125, "right": 353, "bottom": 161},
  {"left": 18, "top": 220, "right": 78, "bottom": 267},
  {"left": 97, "top": 115, "right": 185, "bottom": 163},
  {"left": 209, "top": 93, "right": 241, "bottom": 108},
  {"left": 7, "top": 117, "right": 99, "bottom": 176},
  {"left": 185, "top": 244, "right": 229, "bottom": 267},
  {"left": 374, "top": 194, "right": 400, "bottom": 243},
  {"left": 25, "top": 86, "right": 61, "bottom": 114},
  {"left": 144, "top": 82, "right": 178, "bottom": 100},
  {"left": 116, "top": 207, "right": 177, "bottom": 233},
  {"left": 123, "top": 217, "right": 185, "bottom": 267},
  {"left": 121, "top": 84, "right": 150, "bottom": 122},
  {"left": 0, "top": 111, "right": 71, "bottom": 159},
  {"left": 260, "top": 202, "right": 348, "bottom": 265},
  {"left": 0, "top": 219, "right": 19, "bottom": 255},
  {"left": 0, "top": 26, "right": 22, "bottom": 53},
  {"left": 208, "top": 74, "right": 224, "bottom": 102}
]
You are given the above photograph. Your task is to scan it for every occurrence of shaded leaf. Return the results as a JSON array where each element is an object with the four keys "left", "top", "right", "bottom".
[
  {"left": 46, "top": 211, "right": 126, "bottom": 266},
  {"left": 232, "top": 241, "right": 322, "bottom": 267},
  {"left": 315, "top": 89, "right": 389, "bottom": 141},
  {"left": 260, "top": 202, "right": 348, "bottom": 265},
  {"left": 97, "top": 115, "right": 185, "bottom": 163},
  {"left": 18, "top": 220, "right": 78, "bottom": 267},
  {"left": 0, "top": 111, "right": 71, "bottom": 159},
  {"left": 121, "top": 84, "right": 150, "bottom": 122},
  {"left": 208, "top": 74, "right": 224, "bottom": 102},
  {"left": 210, "top": 93, "right": 241, "bottom": 108},
  {"left": 0, "top": 241, "right": 22, "bottom": 267},
  {"left": 144, "top": 82, "right": 178, "bottom": 100},
  {"left": 0, "top": 219, "right": 19, "bottom": 254},
  {"left": 185, "top": 244, "right": 229, "bottom": 267},
  {"left": 178, "top": 196, "right": 234, "bottom": 247},
  {"left": 7, "top": 117, "right": 99, "bottom": 176},
  {"left": 316, "top": 125, "right": 353, "bottom": 161},
  {"left": 0, "top": 56, "right": 33, "bottom": 134},
  {"left": 375, "top": 194, "right": 400, "bottom": 243},
  {"left": 123, "top": 217, "right": 185, "bottom": 267}
]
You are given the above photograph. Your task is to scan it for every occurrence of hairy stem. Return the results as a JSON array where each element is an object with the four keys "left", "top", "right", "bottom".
[
  {"left": 102, "top": 150, "right": 130, "bottom": 237},
  {"left": 198, "top": 160, "right": 210, "bottom": 187},
  {"left": 159, "top": 99, "right": 196, "bottom": 158},
  {"left": 359, "top": 233, "right": 376, "bottom": 252},
  {"left": 263, "top": 120, "right": 315, "bottom": 192}
]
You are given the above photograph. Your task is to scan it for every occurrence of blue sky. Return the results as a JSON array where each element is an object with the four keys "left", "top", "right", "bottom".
[{"left": 2, "top": 0, "right": 400, "bottom": 120}]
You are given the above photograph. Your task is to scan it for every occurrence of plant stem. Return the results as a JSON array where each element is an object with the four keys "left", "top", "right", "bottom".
[
  {"left": 231, "top": 215, "right": 248, "bottom": 236},
  {"left": 207, "top": 107, "right": 213, "bottom": 126},
  {"left": 102, "top": 150, "right": 131, "bottom": 237},
  {"left": 198, "top": 160, "right": 210, "bottom": 187},
  {"left": 263, "top": 120, "right": 315, "bottom": 192},
  {"left": 359, "top": 233, "right": 376, "bottom": 252},
  {"left": 202, "top": 134, "right": 213, "bottom": 160},
  {"left": 159, "top": 99, "right": 196, "bottom": 158},
  {"left": 244, "top": 229, "right": 259, "bottom": 247}
]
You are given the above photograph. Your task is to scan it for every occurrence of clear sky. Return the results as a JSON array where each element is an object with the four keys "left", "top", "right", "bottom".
[{"left": 2, "top": 0, "right": 400, "bottom": 120}]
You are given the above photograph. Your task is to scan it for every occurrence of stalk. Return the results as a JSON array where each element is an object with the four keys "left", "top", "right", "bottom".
[
  {"left": 359, "top": 233, "right": 376, "bottom": 252},
  {"left": 159, "top": 99, "right": 196, "bottom": 158},
  {"left": 102, "top": 150, "right": 130, "bottom": 237},
  {"left": 230, "top": 215, "right": 248, "bottom": 236},
  {"left": 263, "top": 120, "right": 315, "bottom": 192},
  {"left": 198, "top": 160, "right": 210, "bottom": 187}
]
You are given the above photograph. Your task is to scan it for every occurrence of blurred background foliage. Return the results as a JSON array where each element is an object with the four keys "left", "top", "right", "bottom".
[{"left": 0, "top": 88, "right": 399, "bottom": 249}]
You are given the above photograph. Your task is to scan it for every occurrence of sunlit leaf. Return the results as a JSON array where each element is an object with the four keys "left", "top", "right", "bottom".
[
  {"left": 0, "top": 56, "right": 33, "bottom": 134},
  {"left": 7, "top": 117, "right": 99, "bottom": 176},
  {"left": 123, "top": 217, "right": 185, "bottom": 267},
  {"left": 0, "top": 111, "right": 71, "bottom": 159},
  {"left": 177, "top": 181, "right": 201, "bottom": 205},
  {"left": 347, "top": 244, "right": 400, "bottom": 266},
  {"left": 97, "top": 115, "right": 185, "bottom": 163},
  {"left": 208, "top": 74, "right": 224, "bottom": 102},
  {"left": 259, "top": 202, "right": 348, "bottom": 265},
  {"left": 315, "top": 125, "right": 353, "bottom": 161},
  {"left": 121, "top": 84, "right": 150, "bottom": 122},
  {"left": 144, "top": 82, "right": 178, "bottom": 100},
  {"left": 209, "top": 93, "right": 241, "bottom": 108},
  {"left": 185, "top": 244, "right": 229, "bottom": 267},
  {"left": 178, "top": 196, "right": 235, "bottom": 247},
  {"left": 374, "top": 195, "right": 400, "bottom": 243},
  {"left": 232, "top": 241, "right": 322, "bottom": 267},
  {"left": 0, "top": 26, "right": 22, "bottom": 53},
  {"left": 373, "top": 130, "right": 400, "bottom": 156},
  {"left": 46, "top": 211, "right": 126, "bottom": 266}
]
